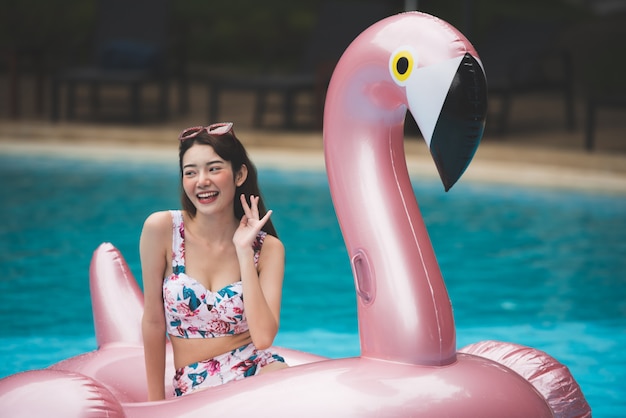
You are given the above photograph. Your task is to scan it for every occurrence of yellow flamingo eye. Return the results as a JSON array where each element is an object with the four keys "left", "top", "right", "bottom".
[{"left": 389, "top": 47, "right": 416, "bottom": 85}]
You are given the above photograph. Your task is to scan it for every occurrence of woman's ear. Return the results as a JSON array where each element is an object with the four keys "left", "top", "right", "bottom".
[{"left": 236, "top": 164, "right": 248, "bottom": 187}]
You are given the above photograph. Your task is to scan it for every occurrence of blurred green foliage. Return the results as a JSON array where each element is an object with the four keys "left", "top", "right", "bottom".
[
  {"left": 170, "top": 0, "right": 322, "bottom": 71},
  {"left": 0, "top": 0, "right": 96, "bottom": 48},
  {"left": 0, "top": 0, "right": 607, "bottom": 73}
]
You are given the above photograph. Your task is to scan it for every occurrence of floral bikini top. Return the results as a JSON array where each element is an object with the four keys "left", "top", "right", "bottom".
[{"left": 163, "top": 210, "right": 266, "bottom": 338}]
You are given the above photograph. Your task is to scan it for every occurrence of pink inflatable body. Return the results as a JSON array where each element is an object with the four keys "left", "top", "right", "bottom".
[{"left": 0, "top": 12, "right": 590, "bottom": 418}]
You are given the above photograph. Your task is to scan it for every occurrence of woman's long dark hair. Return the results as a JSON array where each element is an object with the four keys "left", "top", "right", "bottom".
[{"left": 178, "top": 128, "right": 278, "bottom": 238}]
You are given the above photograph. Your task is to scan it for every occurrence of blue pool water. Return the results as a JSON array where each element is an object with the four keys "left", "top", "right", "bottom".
[{"left": 1, "top": 154, "right": 625, "bottom": 416}]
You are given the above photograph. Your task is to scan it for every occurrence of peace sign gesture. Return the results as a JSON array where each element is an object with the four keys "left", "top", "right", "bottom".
[{"left": 233, "top": 194, "right": 272, "bottom": 253}]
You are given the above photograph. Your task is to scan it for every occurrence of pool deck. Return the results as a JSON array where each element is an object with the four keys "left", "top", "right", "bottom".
[{"left": 1, "top": 90, "right": 625, "bottom": 194}]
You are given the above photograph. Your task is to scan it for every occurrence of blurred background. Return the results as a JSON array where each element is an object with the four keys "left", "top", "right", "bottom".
[{"left": 1, "top": 0, "right": 625, "bottom": 153}]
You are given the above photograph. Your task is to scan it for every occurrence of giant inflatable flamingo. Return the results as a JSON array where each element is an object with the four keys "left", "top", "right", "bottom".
[{"left": 0, "top": 12, "right": 590, "bottom": 417}]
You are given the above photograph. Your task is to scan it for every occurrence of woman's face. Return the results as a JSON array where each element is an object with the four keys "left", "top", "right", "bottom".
[{"left": 181, "top": 143, "right": 244, "bottom": 217}]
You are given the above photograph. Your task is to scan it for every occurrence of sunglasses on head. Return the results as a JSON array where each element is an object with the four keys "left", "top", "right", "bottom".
[{"left": 178, "top": 122, "right": 234, "bottom": 142}]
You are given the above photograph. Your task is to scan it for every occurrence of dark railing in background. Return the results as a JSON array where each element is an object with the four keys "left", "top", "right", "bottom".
[{"left": 1, "top": 0, "right": 625, "bottom": 150}]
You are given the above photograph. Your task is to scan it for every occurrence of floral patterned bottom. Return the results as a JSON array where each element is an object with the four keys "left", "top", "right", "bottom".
[{"left": 173, "top": 343, "right": 285, "bottom": 396}]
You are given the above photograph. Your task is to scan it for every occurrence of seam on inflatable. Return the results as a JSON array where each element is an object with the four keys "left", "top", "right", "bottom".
[{"left": 388, "top": 127, "right": 444, "bottom": 358}]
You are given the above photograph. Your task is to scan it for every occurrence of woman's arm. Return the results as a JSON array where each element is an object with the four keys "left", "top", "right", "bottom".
[
  {"left": 140, "top": 211, "right": 169, "bottom": 401},
  {"left": 238, "top": 235, "right": 285, "bottom": 349},
  {"left": 233, "top": 195, "right": 285, "bottom": 350}
]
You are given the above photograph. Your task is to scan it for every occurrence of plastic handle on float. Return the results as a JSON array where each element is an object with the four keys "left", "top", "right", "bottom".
[{"left": 351, "top": 249, "right": 375, "bottom": 305}]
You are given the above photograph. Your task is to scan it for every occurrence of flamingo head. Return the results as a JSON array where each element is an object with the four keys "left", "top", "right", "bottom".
[
  {"left": 325, "top": 12, "right": 488, "bottom": 192},
  {"left": 390, "top": 46, "right": 487, "bottom": 191}
]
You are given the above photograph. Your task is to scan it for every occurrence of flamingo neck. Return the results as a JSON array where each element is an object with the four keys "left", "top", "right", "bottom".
[{"left": 324, "top": 80, "right": 456, "bottom": 366}]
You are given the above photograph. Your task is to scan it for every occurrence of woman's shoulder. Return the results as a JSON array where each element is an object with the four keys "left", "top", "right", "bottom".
[
  {"left": 260, "top": 233, "right": 284, "bottom": 254},
  {"left": 142, "top": 211, "right": 178, "bottom": 235}
]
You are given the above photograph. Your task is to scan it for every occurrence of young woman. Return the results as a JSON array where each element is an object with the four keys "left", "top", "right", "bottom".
[{"left": 140, "top": 122, "right": 288, "bottom": 400}]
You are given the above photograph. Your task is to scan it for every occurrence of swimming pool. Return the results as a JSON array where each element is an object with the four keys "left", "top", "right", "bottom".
[{"left": 1, "top": 154, "right": 624, "bottom": 417}]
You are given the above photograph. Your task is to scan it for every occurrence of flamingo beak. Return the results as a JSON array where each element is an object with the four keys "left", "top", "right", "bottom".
[{"left": 406, "top": 53, "right": 488, "bottom": 191}]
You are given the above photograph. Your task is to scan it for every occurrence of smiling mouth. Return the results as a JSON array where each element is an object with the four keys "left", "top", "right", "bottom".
[{"left": 197, "top": 191, "right": 218, "bottom": 202}]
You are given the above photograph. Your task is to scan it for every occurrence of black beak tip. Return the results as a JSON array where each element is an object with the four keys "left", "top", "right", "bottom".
[{"left": 429, "top": 53, "right": 487, "bottom": 191}]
